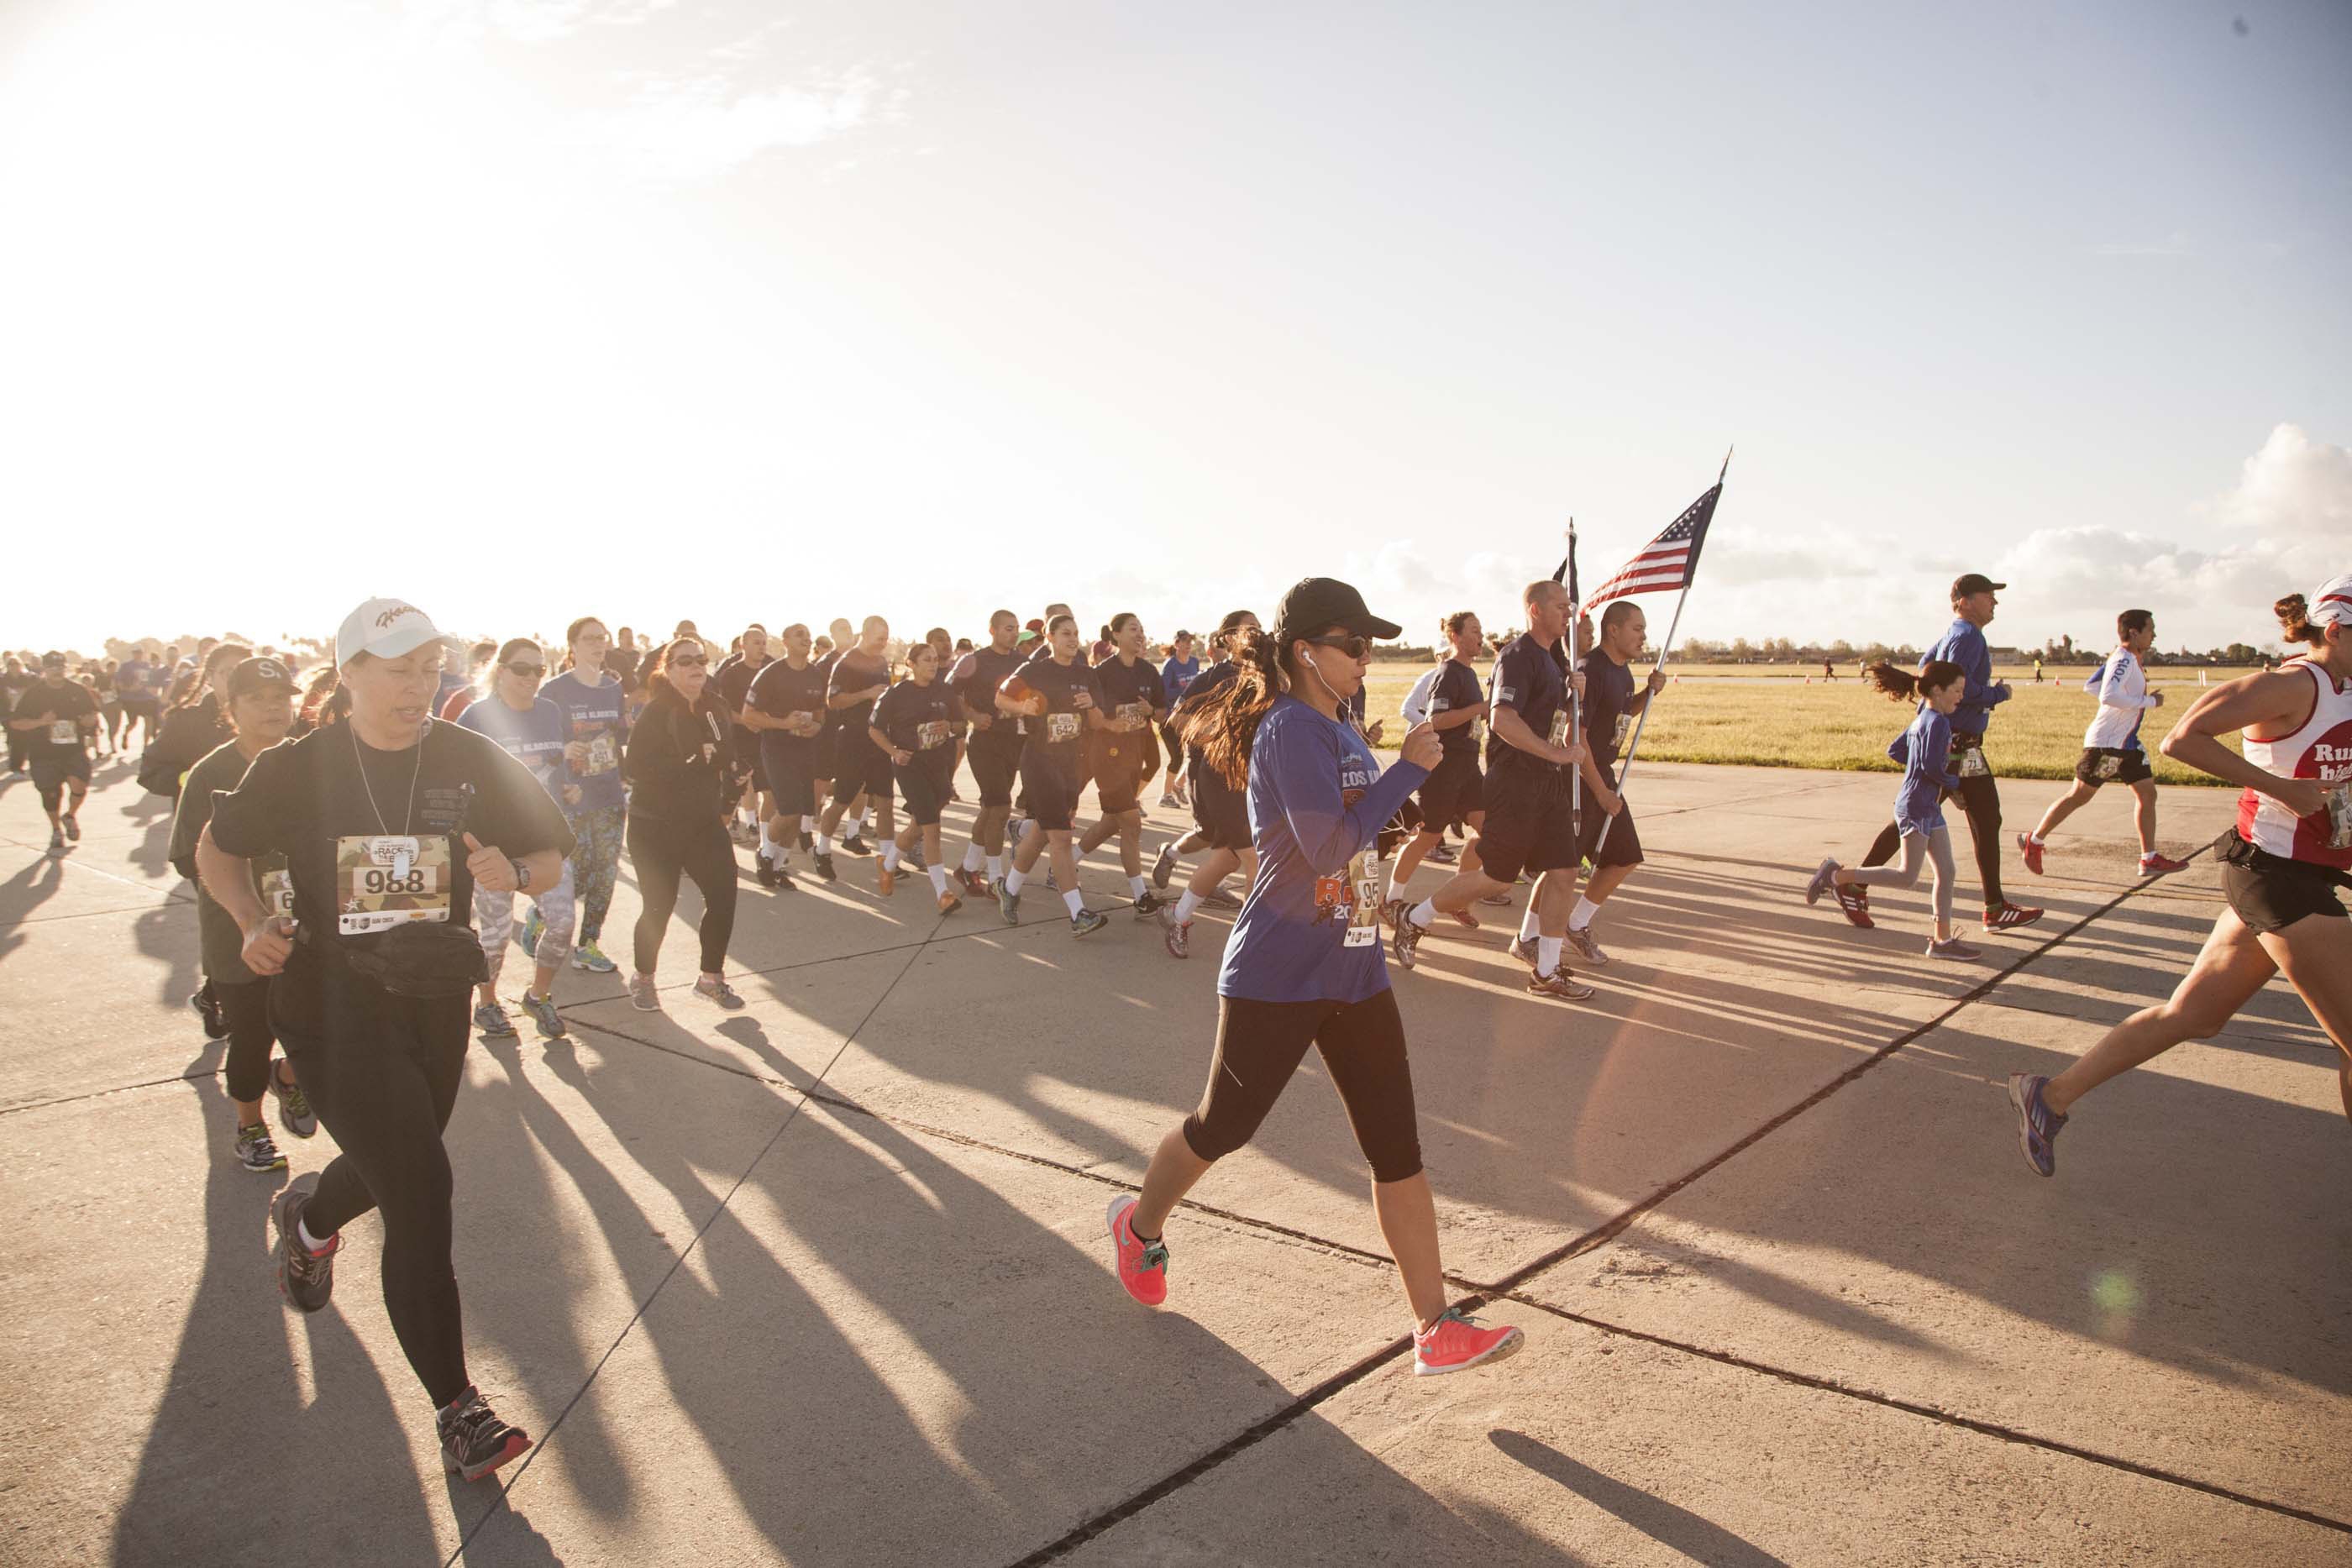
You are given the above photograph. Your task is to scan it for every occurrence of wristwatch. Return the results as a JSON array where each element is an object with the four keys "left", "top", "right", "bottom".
[{"left": 511, "top": 856, "right": 531, "bottom": 892}]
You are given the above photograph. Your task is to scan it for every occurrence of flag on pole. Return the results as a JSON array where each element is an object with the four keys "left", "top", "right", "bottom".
[
  {"left": 1586, "top": 485, "right": 1719, "bottom": 606},
  {"left": 1552, "top": 521, "right": 1578, "bottom": 604}
]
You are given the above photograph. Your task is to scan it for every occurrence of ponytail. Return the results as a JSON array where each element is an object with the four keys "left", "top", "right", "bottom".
[
  {"left": 1865, "top": 659, "right": 1966, "bottom": 704},
  {"left": 2276, "top": 594, "right": 2327, "bottom": 649},
  {"left": 1181, "top": 627, "right": 1288, "bottom": 788}
]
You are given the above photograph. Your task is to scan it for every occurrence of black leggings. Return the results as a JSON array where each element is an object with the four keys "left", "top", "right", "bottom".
[
  {"left": 629, "top": 810, "right": 738, "bottom": 975},
  {"left": 1183, "top": 989, "right": 1423, "bottom": 1183},
  {"left": 275, "top": 960, "right": 471, "bottom": 1406},
  {"left": 1865, "top": 770, "right": 2004, "bottom": 907},
  {"left": 216, "top": 976, "right": 275, "bottom": 1104}
]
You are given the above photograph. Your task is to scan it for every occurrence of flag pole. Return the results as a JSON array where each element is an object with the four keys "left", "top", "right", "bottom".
[{"left": 1566, "top": 518, "right": 1581, "bottom": 832}]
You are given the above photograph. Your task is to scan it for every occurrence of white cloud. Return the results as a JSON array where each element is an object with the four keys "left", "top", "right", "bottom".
[{"left": 590, "top": 76, "right": 875, "bottom": 178}]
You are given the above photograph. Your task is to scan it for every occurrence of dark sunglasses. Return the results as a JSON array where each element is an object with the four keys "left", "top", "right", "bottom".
[
  {"left": 1305, "top": 634, "right": 1372, "bottom": 659},
  {"left": 669, "top": 654, "right": 709, "bottom": 669},
  {"left": 506, "top": 662, "right": 546, "bottom": 678}
]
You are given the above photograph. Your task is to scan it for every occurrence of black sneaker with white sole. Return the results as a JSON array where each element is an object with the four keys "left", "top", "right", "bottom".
[
  {"left": 272, "top": 1180, "right": 339, "bottom": 1313},
  {"left": 438, "top": 1386, "right": 533, "bottom": 1481}
]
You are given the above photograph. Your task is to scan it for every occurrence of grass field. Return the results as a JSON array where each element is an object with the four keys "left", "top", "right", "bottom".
[{"left": 1356, "top": 661, "right": 2244, "bottom": 785}]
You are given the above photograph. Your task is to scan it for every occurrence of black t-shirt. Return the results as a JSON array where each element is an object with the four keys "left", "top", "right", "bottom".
[
  {"left": 13, "top": 679, "right": 100, "bottom": 761},
  {"left": 746, "top": 658, "right": 829, "bottom": 754},
  {"left": 1486, "top": 632, "right": 1570, "bottom": 776},
  {"left": 1094, "top": 657, "right": 1167, "bottom": 731},
  {"left": 825, "top": 649, "right": 891, "bottom": 737},
  {"left": 171, "top": 740, "right": 285, "bottom": 983},
  {"left": 1013, "top": 655, "right": 1103, "bottom": 763},
  {"left": 1427, "top": 659, "right": 1485, "bottom": 758},
  {"left": 715, "top": 653, "right": 769, "bottom": 726},
  {"left": 952, "top": 646, "right": 1027, "bottom": 743},
  {"left": 872, "top": 678, "right": 960, "bottom": 776},
  {"left": 208, "top": 718, "right": 575, "bottom": 945},
  {"left": 1579, "top": 650, "right": 1638, "bottom": 780}
]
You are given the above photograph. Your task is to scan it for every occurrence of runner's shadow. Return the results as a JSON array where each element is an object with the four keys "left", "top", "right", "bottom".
[
  {"left": 0, "top": 848, "right": 67, "bottom": 929},
  {"left": 449, "top": 1485, "right": 566, "bottom": 1566},
  {"left": 1488, "top": 1429, "right": 1792, "bottom": 1566}
]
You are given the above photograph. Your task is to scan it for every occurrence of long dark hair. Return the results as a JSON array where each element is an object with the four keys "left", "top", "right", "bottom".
[
  {"left": 642, "top": 637, "right": 726, "bottom": 717},
  {"left": 1865, "top": 659, "right": 1966, "bottom": 703},
  {"left": 295, "top": 663, "right": 348, "bottom": 734},
  {"left": 171, "top": 643, "right": 249, "bottom": 711},
  {"left": 1181, "top": 627, "right": 1289, "bottom": 788}
]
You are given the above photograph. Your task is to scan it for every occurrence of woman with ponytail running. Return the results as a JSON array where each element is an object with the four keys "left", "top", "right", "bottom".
[
  {"left": 1102, "top": 577, "right": 1524, "bottom": 1377},
  {"left": 2006, "top": 579, "right": 2352, "bottom": 1177}
]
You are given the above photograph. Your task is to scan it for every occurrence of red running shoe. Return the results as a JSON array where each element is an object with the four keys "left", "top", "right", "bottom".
[
  {"left": 1835, "top": 882, "right": 1873, "bottom": 929},
  {"left": 2139, "top": 852, "right": 2190, "bottom": 875},
  {"left": 1105, "top": 1195, "right": 1168, "bottom": 1307},
  {"left": 2016, "top": 833, "right": 2045, "bottom": 876},
  {"left": 1982, "top": 903, "right": 2045, "bottom": 931}
]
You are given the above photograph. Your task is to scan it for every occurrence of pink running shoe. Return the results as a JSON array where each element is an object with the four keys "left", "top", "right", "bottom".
[
  {"left": 1413, "top": 1307, "right": 1524, "bottom": 1376},
  {"left": 2016, "top": 832, "right": 2045, "bottom": 876},
  {"left": 2139, "top": 852, "right": 2190, "bottom": 875},
  {"left": 1105, "top": 1195, "right": 1168, "bottom": 1308}
]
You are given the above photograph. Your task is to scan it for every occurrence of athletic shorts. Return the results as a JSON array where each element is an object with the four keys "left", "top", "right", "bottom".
[
  {"left": 1478, "top": 765, "right": 1578, "bottom": 884},
  {"left": 968, "top": 735, "right": 1021, "bottom": 807},
  {"left": 1576, "top": 777, "right": 1643, "bottom": 870},
  {"left": 31, "top": 754, "right": 91, "bottom": 807},
  {"left": 732, "top": 728, "right": 765, "bottom": 794},
  {"left": 1189, "top": 755, "right": 1251, "bottom": 852},
  {"left": 898, "top": 757, "right": 953, "bottom": 826},
  {"left": 832, "top": 732, "right": 893, "bottom": 805},
  {"left": 759, "top": 734, "right": 819, "bottom": 819},
  {"left": 2216, "top": 829, "right": 2347, "bottom": 935},
  {"left": 1417, "top": 751, "right": 1483, "bottom": 832},
  {"left": 1089, "top": 731, "right": 1148, "bottom": 815},
  {"left": 2074, "top": 747, "right": 2153, "bottom": 789},
  {"left": 1021, "top": 752, "right": 1083, "bottom": 832}
]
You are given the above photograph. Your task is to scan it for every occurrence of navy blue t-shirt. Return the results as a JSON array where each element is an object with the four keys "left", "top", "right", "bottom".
[
  {"left": 1094, "top": 656, "right": 1166, "bottom": 730},
  {"left": 1013, "top": 655, "right": 1103, "bottom": 763},
  {"left": 1485, "top": 632, "right": 1572, "bottom": 776},
  {"left": 1219, "top": 697, "right": 1427, "bottom": 1004}
]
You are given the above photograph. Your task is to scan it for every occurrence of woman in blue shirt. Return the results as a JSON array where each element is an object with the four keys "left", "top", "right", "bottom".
[
  {"left": 1104, "top": 577, "right": 1525, "bottom": 1377},
  {"left": 457, "top": 639, "right": 580, "bottom": 1037},
  {"left": 1804, "top": 660, "right": 1981, "bottom": 959},
  {"left": 1157, "top": 630, "right": 1201, "bottom": 807}
]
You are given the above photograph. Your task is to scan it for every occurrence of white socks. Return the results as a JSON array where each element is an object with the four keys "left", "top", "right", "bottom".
[
  {"left": 1569, "top": 896, "right": 1599, "bottom": 931},
  {"left": 927, "top": 864, "right": 949, "bottom": 895},
  {"left": 882, "top": 843, "right": 900, "bottom": 870},
  {"left": 297, "top": 1217, "right": 332, "bottom": 1253},
  {"left": 1518, "top": 902, "right": 1542, "bottom": 942},
  {"left": 758, "top": 820, "right": 776, "bottom": 855},
  {"left": 1062, "top": 889, "right": 1085, "bottom": 918},
  {"left": 962, "top": 841, "right": 985, "bottom": 872},
  {"left": 1174, "top": 889, "right": 1203, "bottom": 924},
  {"left": 986, "top": 853, "right": 1003, "bottom": 881},
  {"left": 816, "top": 835, "right": 835, "bottom": 856},
  {"left": 1407, "top": 898, "right": 1436, "bottom": 931},
  {"left": 1537, "top": 935, "right": 1562, "bottom": 977},
  {"left": 1005, "top": 868, "right": 1026, "bottom": 896},
  {"left": 1129, "top": 875, "right": 1149, "bottom": 899},
  {"left": 845, "top": 811, "right": 867, "bottom": 837}
]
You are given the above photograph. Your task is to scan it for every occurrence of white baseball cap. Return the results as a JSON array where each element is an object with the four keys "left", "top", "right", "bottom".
[
  {"left": 2308, "top": 573, "right": 2352, "bottom": 628},
  {"left": 335, "top": 597, "right": 444, "bottom": 668}
]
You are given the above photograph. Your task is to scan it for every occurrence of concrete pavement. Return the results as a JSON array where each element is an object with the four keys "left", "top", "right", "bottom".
[{"left": 1, "top": 751, "right": 2344, "bottom": 1565}]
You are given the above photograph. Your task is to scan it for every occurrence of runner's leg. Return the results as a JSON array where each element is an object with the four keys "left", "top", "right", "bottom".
[
  {"left": 2041, "top": 911, "right": 2275, "bottom": 1116},
  {"left": 2259, "top": 912, "right": 2352, "bottom": 1126},
  {"left": 2030, "top": 781, "right": 2098, "bottom": 844},
  {"left": 2130, "top": 778, "right": 2159, "bottom": 856}
]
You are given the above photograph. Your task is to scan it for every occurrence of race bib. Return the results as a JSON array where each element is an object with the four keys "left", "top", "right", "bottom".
[
  {"left": 1547, "top": 710, "right": 1570, "bottom": 749},
  {"left": 2096, "top": 753, "right": 2123, "bottom": 781},
  {"left": 1047, "top": 711, "right": 1080, "bottom": 743},
  {"left": 916, "top": 719, "right": 950, "bottom": 751},
  {"left": 583, "top": 732, "right": 618, "bottom": 775},
  {"left": 46, "top": 719, "right": 76, "bottom": 745},
  {"left": 1344, "top": 847, "right": 1380, "bottom": 947},
  {"left": 2326, "top": 782, "right": 2352, "bottom": 851},
  {"left": 1613, "top": 711, "right": 1635, "bottom": 754},
  {"left": 1116, "top": 700, "right": 1148, "bottom": 726},
  {"left": 1956, "top": 746, "right": 1991, "bottom": 779},
  {"left": 335, "top": 834, "right": 451, "bottom": 936},
  {"left": 259, "top": 862, "right": 295, "bottom": 917}
]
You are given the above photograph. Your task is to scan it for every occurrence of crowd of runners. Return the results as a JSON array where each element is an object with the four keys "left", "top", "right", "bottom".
[{"left": 10, "top": 566, "right": 2348, "bottom": 1484}]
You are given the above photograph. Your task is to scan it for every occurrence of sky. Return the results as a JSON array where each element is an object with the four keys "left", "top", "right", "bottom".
[{"left": 3, "top": 0, "right": 2346, "bottom": 658}]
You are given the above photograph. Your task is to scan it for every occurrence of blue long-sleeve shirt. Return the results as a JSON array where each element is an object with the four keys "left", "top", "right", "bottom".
[
  {"left": 1921, "top": 618, "right": 2005, "bottom": 736},
  {"left": 1885, "top": 707, "right": 1961, "bottom": 836},
  {"left": 1219, "top": 696, "right": 1426, "bottom": 1004}
]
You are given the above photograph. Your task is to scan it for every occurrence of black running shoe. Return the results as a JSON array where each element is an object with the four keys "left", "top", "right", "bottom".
[
  {"left": 1133, "top": 889, "right": 1170, "bottom": 924},
  {"left": 191, "top": 987, "right": 228, "bottom": 1040},
  {"left": 842, "top": 833, "right": 874, "bottom": 857},
  {"left": 438, "top": 1386, "right": 533, "bottom": 1481},
  {"left": 753, "top": 855, "right": 780, "bottom": 889},
  {"left": 62, "top": 810, "right": 81, "bottom": 842},
  {"left": 272, "top": 1181, "right": 339, "bottom": 1313},
  {"left": 773, "top": 868, "right": 798, "bottom": 891},
  {"left": 815, "top": 852, "right": 837, "bottom": 883},
  {"left": 797, "top": 830, "right": 814, "bottom": 852}
]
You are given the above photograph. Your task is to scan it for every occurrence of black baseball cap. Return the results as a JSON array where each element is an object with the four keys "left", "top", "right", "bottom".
[
  {"left": 39, "top": 651, "right": 66, "bottom": 668},
  {"left": 1951, "top": 573, "right": 2006, "bottom": 598},
  {"left": 223, "top": 656, "right": 299, "bottom": 701},
  {"left": 1274, "top": 577, "right": 1402, "bottom": 643}
]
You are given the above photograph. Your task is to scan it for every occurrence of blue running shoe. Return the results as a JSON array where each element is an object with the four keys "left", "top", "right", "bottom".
[
  {"left": 473, "top": 1001, "right": 517, "bottom": 1039},
  {"left": 2007, "top": 1073, "right": 2066, "bottom": 1177},
  {"left": 517, "top": 990, "right": 567, "bottom": 1040},
  {"left": 520, "top": 909, "right": 543, "bottom": 959}
]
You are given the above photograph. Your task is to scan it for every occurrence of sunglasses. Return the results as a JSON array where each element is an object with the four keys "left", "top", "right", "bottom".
[
  {"left": 669, "top": 654, "right": 709, "bottom": 669},
  {"left": 1305, "top": 634, "right": 1372, "bottom": 659},
  {"left": 506, "top": 662, "right": 546, "bottom": 679}
]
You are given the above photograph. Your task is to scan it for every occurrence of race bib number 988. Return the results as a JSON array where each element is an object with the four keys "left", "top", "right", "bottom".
[{"left": 335, "top": 834, "right": 452, "bottom": 936}]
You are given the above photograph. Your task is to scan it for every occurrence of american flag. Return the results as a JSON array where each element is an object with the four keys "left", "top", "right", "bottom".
[{"left": 1586, "top": 485, "right": 1719, "bottom": 607}]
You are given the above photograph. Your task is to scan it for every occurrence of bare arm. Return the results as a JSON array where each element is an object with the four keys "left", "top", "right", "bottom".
[
  {"left": 2160, "top": 670, "right": 2329, "bottom": 817},
  {"left": 1491, "top": 705, "right": 1581, "bottom": 768}
]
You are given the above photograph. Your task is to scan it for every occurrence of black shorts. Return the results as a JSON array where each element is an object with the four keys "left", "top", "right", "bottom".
[
  {"left": 31, "top": 754, "right": 92, "bottom": 806},
  {"left": 1478, "top": 765, "right": 1578, "bottom": 884},
  {"left": 2074, "top": 747, "right": 2154, "bottom": 789},
  {"left": 2216, "top": 830, "right": 2348, "bottom": 935},
  {"left": 1021, "top": 752, "right": 1083, "bottom": 832},
  {"left": 1417, "top": 751, "right": 1483, "bottom": 832},
  {"left": 968, "top": 734, "right": 1021, "bottom": 807},
  {"left": 831, "top": 732, "right": 893, "bottom": 805},
  {"left": 732, "top": 728, "right": 765, "bottom": 794},
  {"left": 759, "top": 734, "right": 819, "bottom": 818},
  {"left": 1189, "top": 756, "right": 1251, "bottom": 852},
  {"left": 897, "top": 753, "right": 954, "bottom": 826},
  {"left": 1089, "top": 732, "right": 1148, "bottom": 815},
  {"left": 1576, "top": 779, "right": 1643, "bottom": 869}
]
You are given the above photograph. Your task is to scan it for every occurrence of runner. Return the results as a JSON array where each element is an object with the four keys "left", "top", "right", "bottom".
[
  {"left": 869, "top": 641, "right": 965, "bottom": 911},
  {"left": 1158, "top": 611, "right": 1263, "bottom": 959},
  {"left": 2018, "top": 610, "right": 2192, "bottom": 878},
  {"left": 438, "top": 641, "right": 498, "bottom": 722},
  {"left": 992, "top": 615, "right": 1110, "bottom": 936},
  {"left": 924, "top": 627, "right": 966, "bottom": 805},
  {"left": 10, "top": 653, "right": 101, "bottom": 851},
  {"left": 1803, "top": 661, "right": 1982, "bottom": 959},
  {"left": 948, "top": 611, "right": 1027, "bottom": 899},
  {"left": 1158, "top": 630, "right": 1200, "bottom": 807},
  {"left": 622, "top": 637, "right": 746, "bottom": 1011},
  {"left": 1106, "top": 576, "right": 1522, "bottom": 1376},
  {"left": 111, "top": 649, "right": 161, "bottom": 756},
  {"left": 1389, "top": 612, "right": 1488, "bottom": 894},
  {"left": 1560, "top": 599, "right": 1672, "bottom": 966},
  {"left": 1850, "top": 574, "right": 2044, "bottom": 931},
  {"left": 815, "top": 617, "right": 895, "bottom": 883},
  {"left": 1386, "top": 581, "right": 1593, "bottom": 1001},
  {"left": 95, "top": 658, "right": 123, "bottom": 756},
  {"left": 139, "top": 642, "right": 250, "bottom": 800},
  {"left": 168, "top": 657, "right": 316, "bottom": 1170},
  {"left": 743, "top": 622, "right": 828, "bottom": 890},
  {"left": 542, "top": 617, "right": 631, "bottom": 968},
  {"left": 815, "top": 617, "right": 875, "bottom": 856},
  {"left": 714, "top": 623, "right": 772, "bottom": 843},
  {"left": 2007, "top": 580, "right": 2352, "bottom": 1176},
  {"left": 197, "top": 597, "right": 570, "bottom": 1481},
  {"left": 6, "top": 654, "right": 40, "bottom": 775},
  {"left": 1075, "top": 612, "right": 1173, "bottom": 921},
  {"left": 457, "top": 640, "right": 578, "bottom": 1040}
]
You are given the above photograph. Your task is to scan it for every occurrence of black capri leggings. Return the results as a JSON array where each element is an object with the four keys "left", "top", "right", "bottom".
[
  {"left": 628, "top": 809, "right": 738, "bottom": 975},
  {"left": 273, "top": 956, "right": 472, "bottom": 1406},
  {"left": 1182, "top": 989, "right": 1423, "bottom": 1183},
  {"left": 1864, "top": 767, "right": 2003, "bottom": 907},
  {"left": 216, "top": 975, "right": 275, "bottom": 1104}
]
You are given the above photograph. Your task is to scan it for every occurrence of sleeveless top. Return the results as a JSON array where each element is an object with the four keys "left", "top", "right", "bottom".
[{"left": 2236, "top": 658, "right": 2352, "bottom": 868}]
